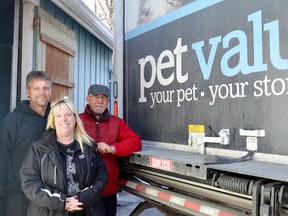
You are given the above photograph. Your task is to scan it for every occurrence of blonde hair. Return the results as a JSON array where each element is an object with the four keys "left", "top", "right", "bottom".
[{"left": 46, "top": 99, "right": 93, "bottom": 151}]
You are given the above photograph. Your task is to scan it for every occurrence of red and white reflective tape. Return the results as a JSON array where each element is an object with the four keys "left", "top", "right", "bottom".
[{"left": 119, "top": 179, "right": 237, "bottom": 216}]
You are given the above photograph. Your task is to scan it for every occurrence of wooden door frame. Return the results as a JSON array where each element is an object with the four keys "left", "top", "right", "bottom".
[{"left": 33, "top": 7, "right": 76, "bottom": 101}]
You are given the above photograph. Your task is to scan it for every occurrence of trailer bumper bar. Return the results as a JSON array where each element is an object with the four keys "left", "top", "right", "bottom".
[{"left": 119, "top": 178, "right": 249, "bottom": 216}]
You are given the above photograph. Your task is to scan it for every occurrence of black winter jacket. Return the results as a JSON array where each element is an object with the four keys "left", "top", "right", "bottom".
[{"left": 20, "top": 129, "right": 108, "bottom": 216}]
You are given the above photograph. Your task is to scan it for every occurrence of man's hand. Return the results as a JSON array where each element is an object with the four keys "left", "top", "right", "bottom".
[{"left": 97, "top": 142, "right": 116, "bottom": 154}]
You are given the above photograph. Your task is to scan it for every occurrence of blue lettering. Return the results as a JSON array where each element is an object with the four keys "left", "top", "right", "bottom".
[
  {"left": 264, "top": 20, "right": 288, "bottom": 70},
  {"left": 248, "top": 10, "right": 267, "bottom": 73},
  {"left": 192, "top": 36, "right": 221, "bottom": 80},
  {"left": 221, "top": 30, "right": 248, "bottom": 77}
]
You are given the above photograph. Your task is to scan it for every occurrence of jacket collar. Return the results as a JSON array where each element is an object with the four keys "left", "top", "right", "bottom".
[
  {"left": 37, "top": 129, "right": 84, "bottom": 154},
  {"left": 85, "top": 104, "right": 110, "bottom": 121},
  {"left": 36, "top": 129, "right": 57, "bottom": 153}
]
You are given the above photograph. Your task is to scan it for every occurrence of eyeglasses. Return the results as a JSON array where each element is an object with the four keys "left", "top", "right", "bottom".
[{"left": 89, "top": 95, "right": 109, "bottom": 102}]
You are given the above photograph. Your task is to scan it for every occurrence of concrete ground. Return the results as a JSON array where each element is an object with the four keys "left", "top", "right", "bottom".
[{"left": 116, "top": 190, "right": 165, "bottom": 216}]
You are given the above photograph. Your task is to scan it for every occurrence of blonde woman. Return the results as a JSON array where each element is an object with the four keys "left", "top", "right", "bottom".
[{"left": 20, "top": 99, "right": 107, "bottom": 216}]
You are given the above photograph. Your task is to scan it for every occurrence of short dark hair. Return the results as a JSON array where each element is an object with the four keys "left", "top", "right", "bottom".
[{"left": 26, "top": 71, "right": 52, "bottom": 89}]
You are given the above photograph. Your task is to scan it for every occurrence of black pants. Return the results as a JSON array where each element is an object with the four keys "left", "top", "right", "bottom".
[
  {"left": 6, "top": 191, "right": 29, "bottom": 216},
  {"left": 102, "top": 194, "right": 117, "bottom": 216}
]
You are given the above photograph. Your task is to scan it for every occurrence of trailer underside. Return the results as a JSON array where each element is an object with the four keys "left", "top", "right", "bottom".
[{"left": 119, "top": 144, "right": 288, "bottom": 215}]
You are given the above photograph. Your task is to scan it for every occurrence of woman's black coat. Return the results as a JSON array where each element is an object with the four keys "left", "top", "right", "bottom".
[{"left": 20, "top": 129, "right": 108, "bottom": 216}]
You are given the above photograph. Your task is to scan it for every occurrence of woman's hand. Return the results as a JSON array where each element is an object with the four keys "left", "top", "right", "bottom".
[{"left": 65, "top": 196, "right": 83, "bottom": 212}]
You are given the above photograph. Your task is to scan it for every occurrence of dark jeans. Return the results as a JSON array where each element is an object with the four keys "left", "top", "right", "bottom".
[
  {"left": 102, "top": 194, "right": 117, "bottom": 216},
  {"left": 0, "top": 197, "right": 7, "bottom": 216},
  {"left": 6, "top": 191, "right": 29, "bottom": 216}
]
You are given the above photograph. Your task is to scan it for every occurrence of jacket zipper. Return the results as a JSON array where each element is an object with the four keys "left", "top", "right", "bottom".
[
  {"left": 41, "top": 154, "right": 58, "bottom": 185},
  {"left": 96, "top": 121, "right": 100, "bottom": 142},
  {"left": 41, "top": 154, "right": 47, "bottom": 184},
  {"left": 53, "top": 165, "right": 57, "bottom": 184}
]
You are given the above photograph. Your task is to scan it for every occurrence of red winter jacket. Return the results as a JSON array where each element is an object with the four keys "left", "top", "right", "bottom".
[{"left": 79, "top": 105, "right": 142, "bottom": 196}]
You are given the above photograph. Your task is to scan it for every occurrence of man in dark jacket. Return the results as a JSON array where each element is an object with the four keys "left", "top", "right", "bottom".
[
  {"left": 0, "top": 71, "right": 52, "bottom": 216},
  {"left": 79, "top": 84, "right": 142, "bottom": 216}
]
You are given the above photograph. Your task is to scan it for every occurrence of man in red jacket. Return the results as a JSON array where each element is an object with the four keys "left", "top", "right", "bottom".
[{"left": 79, "top": 84, "right": 142, "bottom": 216}]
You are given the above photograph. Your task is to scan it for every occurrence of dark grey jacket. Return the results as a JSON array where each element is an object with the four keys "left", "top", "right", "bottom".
[
  {"left": 0, "top": 100, "right": 50, "bottom": 216},
  {"left": 20, "top": 129, "right": 108, "bottom": 216}
]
